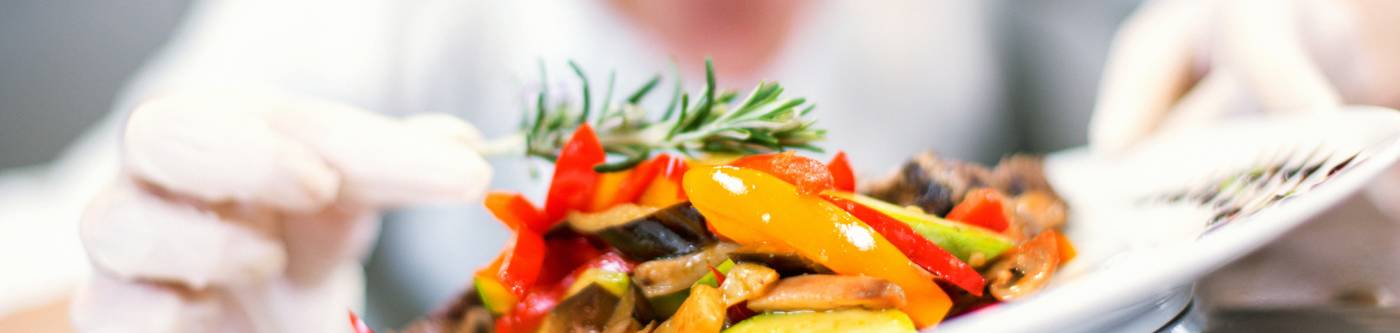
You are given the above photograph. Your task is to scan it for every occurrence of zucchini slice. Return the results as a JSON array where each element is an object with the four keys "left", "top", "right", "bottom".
[{"left": 723, "top": 309, "right": 917, "bottom": 333}]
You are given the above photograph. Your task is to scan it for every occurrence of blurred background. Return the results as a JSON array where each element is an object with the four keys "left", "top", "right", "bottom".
[
  {"left": 0, "top": 0, "right": 188, "bottom": 169},
  {"left": 0, "top": 0, "right": 1138, "bottom": 170}
]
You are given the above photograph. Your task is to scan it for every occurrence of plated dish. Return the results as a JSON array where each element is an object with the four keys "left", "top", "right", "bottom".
[
  {"left": 366, "top": 60, "right": 1400, "bottom": 333},
  {"left": 940, "top": 107, "right": 1400, "bottom": 333},
  {"left": 392, "top": 62, "right": 1078, "bottom": 332}
]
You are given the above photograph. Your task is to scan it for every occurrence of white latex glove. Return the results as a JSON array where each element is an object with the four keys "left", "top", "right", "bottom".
[
  {"left": 1089, "top": 0, "right": 1400, "bottom": 218},
  {"left": 70, "top": 90, "right": 492, "bottom": 332}
]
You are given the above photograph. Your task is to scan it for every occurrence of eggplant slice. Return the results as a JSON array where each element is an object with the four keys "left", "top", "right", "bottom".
[
  {"left": 540, "top": 284, "right": 622, "bottom": 332},
  {"left": 570, "top": 202, "right": 717, "bottom": 261},
  {"left": 728, "top": 244, "right": 832, "bottom": 276}
]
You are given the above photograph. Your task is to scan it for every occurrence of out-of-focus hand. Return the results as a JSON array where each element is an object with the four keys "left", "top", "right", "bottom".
[
  {"left": 1090, "top": 0, "right": 1400, "bottom": 152},
  {"left": 1090, "top": 0, "right": 1400, "bottom": 218},
  {"left": 71, "top": 90, "right": 492, "bottom": 332}
]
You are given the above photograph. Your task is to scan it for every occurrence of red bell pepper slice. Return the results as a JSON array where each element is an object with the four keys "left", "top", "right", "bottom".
[
  {"left": 535, "top": 235, "right": 604, "bottom": 286},
  {"left": 946, "top": 188, "right": 1010, "bottom": 232},
  {"left": 485, "top": 192, "right": 549, "bottom": 233},
  {"left": 828, "top": 151, "right": 856, "bottom": 192},
  {"left": 545, "top": 124, "right": 605, "bottom": 223},
  {"left": 493, "top": 228, "right": 546, "bottom": 296},
  {"left": 824, "top": 194, "right": 986, "bottom": 295},
  {"left": 348, "top": 310, "right": 374, "bottom": 333},
  {"left": 730, "top": 152, "right": 834, "bottom": 195},
  {"left": 707, "top": 263, "right": 727, "bottom": 286},
  {"left": 481, "top": 191, "right": 550, "bottom": 296}
]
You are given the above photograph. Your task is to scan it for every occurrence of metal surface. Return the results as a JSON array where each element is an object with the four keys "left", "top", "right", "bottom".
[{"left": 1191, "top": 192, "right": 1400, "bottom": 332}]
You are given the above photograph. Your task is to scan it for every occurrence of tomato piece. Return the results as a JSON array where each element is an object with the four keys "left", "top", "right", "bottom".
[
  {"left": 946, "top": 189, "right": 1010, "bottom": 232},
  {"left": 544, "top": 124, "right": 605, "bottom": 223},
  {"left": 485, "top": 192, "right": 549, "bottom": 233},
  {"left": 825, "top": 195, "right": 986, "bottom": 295},
  {"left": 730, "top": 152, "right": 835, "bottom": 195},
  {"left": 828, "top": 151, "right": 856, "bottom": 192}
]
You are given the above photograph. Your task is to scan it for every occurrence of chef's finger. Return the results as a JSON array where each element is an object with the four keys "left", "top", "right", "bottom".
[
  {"left": 80, "top": 177, "right": 286, "bottom": 289},
  {"left": 70, "top": 273, "right": 231, "bottom": 333},
  {"left": 265, "top": 101, "right": 493, "bottom": 207},
  {"left": 402, "top": 113, "right": 486, "bottom": 149},
  {"left": 1155, "top": 71, "right": 1245, "bottom": 134},
  {"left": 123, "top": 91, "right": 342, "bottom": 213},
  {"left": 1089, "top": 0, "right": 1207, "bottom": 154},
  {"left": 279, "top": 205, "right": 378, "bottom": 286},
  {"left": 226, "top": 262, "right": 365, "bottom": 333},
  {"left": 1218, "top": 0, "right": 1341, "bottom": 112}
]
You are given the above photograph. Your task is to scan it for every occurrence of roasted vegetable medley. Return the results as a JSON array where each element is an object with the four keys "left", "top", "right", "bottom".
[
  {"left": 389, "top": 62, "right": 1074, "bottom": 333},
  {"left": 401, "top": 144, "right": 1071, "bottom": 332}
]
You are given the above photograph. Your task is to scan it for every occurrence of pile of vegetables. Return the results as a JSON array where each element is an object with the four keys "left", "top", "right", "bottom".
[{"left": 389, "top": 62, "right": 1075, "bottom": 333}]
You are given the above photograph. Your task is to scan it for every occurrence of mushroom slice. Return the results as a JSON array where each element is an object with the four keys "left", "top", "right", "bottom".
[
  {"left": 633, "top": 243, "right": 740, "bottom": 297},
  {"left": 719, "top": 263, "right": 780, "bottom": 307},
  {"left": 986, "top": 231, "right": 1062, "bottom": 301},
  {"left": 746, "top": 275, "right": 906, "bottom": 312}
]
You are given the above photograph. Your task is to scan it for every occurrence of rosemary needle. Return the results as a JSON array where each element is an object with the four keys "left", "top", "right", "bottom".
[{"left": 498, "top": 60, "right": 826, "bottom": 172}]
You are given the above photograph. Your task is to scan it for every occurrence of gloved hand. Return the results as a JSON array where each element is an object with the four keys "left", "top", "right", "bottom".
[
  {"left": 70, "top": 90, "right": 492, "bottom": 332},
  {"left": 1089, "top": 0, "right": 1400, "bottom": 219}
]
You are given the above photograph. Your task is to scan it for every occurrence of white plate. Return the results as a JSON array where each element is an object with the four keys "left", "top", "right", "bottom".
[{"left": 936, "top": 107, "right": 1400, "bottom": 333}]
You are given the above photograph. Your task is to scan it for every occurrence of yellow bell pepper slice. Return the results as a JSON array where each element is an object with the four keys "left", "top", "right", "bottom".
[{"left": 683, "top": 165, "right": 952, "bottom": 328}]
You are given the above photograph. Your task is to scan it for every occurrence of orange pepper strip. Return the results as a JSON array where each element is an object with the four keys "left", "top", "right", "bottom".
[
  {"left": 683, "top": 165, "right": 952, "bottom": 328},
  {"left": 589, "top": 170, "right": 631, "bottom": 212},
  {"left": 1051, "top": 230, "right": 1077, "bottom": 263}
]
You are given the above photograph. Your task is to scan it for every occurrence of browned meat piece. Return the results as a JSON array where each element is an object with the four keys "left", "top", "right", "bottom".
[
  {"left": 992, "top": 155, "right": 1056, "bottom": 197},
  {"left": 866, "top": 151, "right": 995, "bottom": 216},
  {"left": 1009, "top": 190, "right": 1068, "bottom": 237},
  {"left": 745, "top": 275, "right": 907, "bottom": 312}
]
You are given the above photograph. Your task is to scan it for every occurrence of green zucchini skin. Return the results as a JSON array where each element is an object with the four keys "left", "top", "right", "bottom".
[
  {"left": 593, "top": 202, "right": 716, "bottom": 261},
  {"left": 723, "top": 309, "right": 917, "bottom": 333}
]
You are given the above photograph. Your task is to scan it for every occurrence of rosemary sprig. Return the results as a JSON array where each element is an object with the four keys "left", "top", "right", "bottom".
[{"left": 510, "top": 59, "right": 826, "bottom": 172}]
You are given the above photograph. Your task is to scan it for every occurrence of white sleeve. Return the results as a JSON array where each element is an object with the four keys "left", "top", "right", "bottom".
[{"left": 0, "top": 0, "right": 426, "bottom": 315}]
